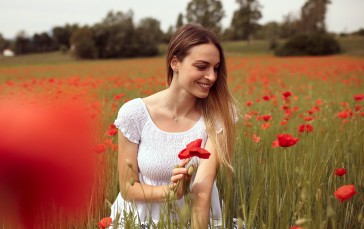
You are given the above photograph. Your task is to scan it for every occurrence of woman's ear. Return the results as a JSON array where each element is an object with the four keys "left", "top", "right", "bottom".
[{"left": 170, "top": 56, "right": 179, "bottom": 72}]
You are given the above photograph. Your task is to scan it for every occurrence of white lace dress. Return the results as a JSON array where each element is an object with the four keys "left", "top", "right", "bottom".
[{"left": 109, "top": 98, "right": 222, "bottom": 227}]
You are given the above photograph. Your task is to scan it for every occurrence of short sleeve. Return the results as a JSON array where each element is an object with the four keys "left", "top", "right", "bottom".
[{"left": 114, "top": 99, "right": 143, "bottom": 144}]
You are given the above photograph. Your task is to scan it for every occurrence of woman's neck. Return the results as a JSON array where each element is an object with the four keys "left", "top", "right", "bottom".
[{"left": 163, "top": 88, "right": 197, "bottom": 122}]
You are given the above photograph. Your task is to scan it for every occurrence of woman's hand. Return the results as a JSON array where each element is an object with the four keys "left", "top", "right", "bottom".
[{"left": 170, "top": 158, "right": 191, "bottom": 200}]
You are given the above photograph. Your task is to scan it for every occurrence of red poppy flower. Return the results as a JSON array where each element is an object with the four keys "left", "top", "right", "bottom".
[
  {"left": 272, "top": 139, "right": 279, "bottom": 148},
  {"left": 282, "top": 91, "right": 292, "bottom": 98},
  {"left": 262, "top": 114, "right": 272, "bottom": 122},
  {"left": 94, "top": 144, "right": 107, "bottom": 153},
  {"left": 253, "top": 134, "right": 260, "bottom": 143},
  {"left": 107, "top": 124, "right": 118, "bottom": 136},
  {"left": 337, "top": 110, "right": 353, "bottom": 119},
  {"left": 178, "top": 139, "right": 211, "bottom": 159},
  {"left": 304, "top": 116, "right": 315, "bottom": 122},
  {"left": 298, "top": 124, "right": 314, "bottom": 133},
  {"left": 97, "top": 217, "right": 112, "bottom": 228},
  {"left": 354, "top": 94, "right": 364, "bottom": 102},
  {"left": 263, "top": 95, "right": 270, "bottom": 101},
  {"left": 334, "top": 168, "right": 347, "bottom": 176},
  {"left": 276, "top": 134, "right": 299, "bottom": 147},
  {"left": 262, "top": 123, "right": 271, "bottom": 130},
  {"left": 334, "top": 185, "right": 356, "bottom": 203},
  {"left": 246, "top": 101, "right": 253, "bottom": 106}
]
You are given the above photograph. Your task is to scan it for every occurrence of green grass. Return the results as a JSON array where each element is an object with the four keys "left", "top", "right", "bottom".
[{"left": 0, "top": 38, "right": 363, "bottom": 229}]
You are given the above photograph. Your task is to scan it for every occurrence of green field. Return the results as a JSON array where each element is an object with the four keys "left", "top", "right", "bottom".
[{"left": 0, "top": 38, "right": 363, "bottom": 229}]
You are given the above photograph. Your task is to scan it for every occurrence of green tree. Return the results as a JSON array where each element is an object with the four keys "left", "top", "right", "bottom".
[
  {"left": 70, "top": 27, "right": 97, "bottom": 59},
  {"left": 185, "top": 0, "right": 225, "bottom": 33},
  {"left": 52, "top": 24, "right": 79, "bottom": 49},
  {"left": 135, "top": 17, "right": 162, "bottom": 56},
  {"left": 93, "top": 10, "right": 136, "bottom": 58},
  {"left": 0, "top": 33, "right": 10, "bottom": 51},
  {"left": 32, "top": 32, "right": 56, "bottom": 52},
  {"left": 176, "top": 13, "right": 184, "bottom": 29},
  {"left": 299, "top": 0, "right": 331, "bottom": 33},
  {"left": 279, "top": 13, "right": 300, "bottom": 39},
  {"left": 230, "top": 0, "right": 262, "bottom": 41},
  {"left": 14, "top": 31, "right": 33, "bottom": 54}
]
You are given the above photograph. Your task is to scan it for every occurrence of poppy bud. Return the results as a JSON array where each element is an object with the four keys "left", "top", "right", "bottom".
[
  {"left": 187, "top": 165, "right": 195, "bottom": 176},
  {"left": 126, "top": 159, "right": 133, "bottom": 169},
  {"left": 130, "top": 178, "right": 134, "bottom": 186}
]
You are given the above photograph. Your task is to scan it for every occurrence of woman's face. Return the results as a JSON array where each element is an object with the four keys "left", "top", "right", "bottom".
[{"left": 173, "top": 43, "right": 220, "bottom": 99}]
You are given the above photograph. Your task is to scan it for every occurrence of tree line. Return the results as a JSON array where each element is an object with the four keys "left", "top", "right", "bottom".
[{"left": 0, "top": 0, "right": 363, "bottom": 58}]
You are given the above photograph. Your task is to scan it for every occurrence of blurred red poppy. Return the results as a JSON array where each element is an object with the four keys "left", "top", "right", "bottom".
[
  {"left": 262, "top": 115, "right": 272, "bottom": 122},
  {"left": 253, "top": 134, "right": 260, "bottom": 143},
  {"left": 263, "top": 95, "right": 270, "bottom": 101},
  {"left": 94, "top": 144, "right": 107, "bottom": 154},
  {"left": 276, "top": 134, "right": 299, "bottom": 147},
  {"left": 178, "top": 139, "right": 211, "bottom": 159},
  {"left": 272, "top": 139, "right": 279, "bottom": 148},
  {"left": 354, "top": 94, "right": 364, "bottom": 102},
  {"left": 283, "top": 91, "right": 292, "bottom": 98},
  {"left": 334, "top": 168, "right": 347, "bottom": 176},
  {"left": 298, "top": 124, "right": 314, "bottom": 133},
  {"left": 334, "top": 185, "right": 356, "bottom": 203},
  {"left": 246, "top": 101, "right": 253, "bottom": 106},
  {"left": 97, "top": 217, "right": 112, "bottom": 228},
  {"left": 337, "top": 110, "right": 353, "bottom": 119},
  {"left": 107, "top": 124, "right": 118, "bottom": 136}
]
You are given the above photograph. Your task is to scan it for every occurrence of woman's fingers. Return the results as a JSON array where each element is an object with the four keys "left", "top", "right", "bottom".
[{"left": 178, "top": 158, "right": 191, "bottom": 168}]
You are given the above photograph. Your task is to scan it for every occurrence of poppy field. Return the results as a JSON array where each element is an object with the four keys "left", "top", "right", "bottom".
[{"left": 0, "top": 53, "right": 363, "bottom": 229}]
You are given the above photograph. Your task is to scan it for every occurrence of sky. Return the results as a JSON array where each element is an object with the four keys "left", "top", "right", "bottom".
[{"left": 1, "top": 0, "right": 363, "bottom": 39}]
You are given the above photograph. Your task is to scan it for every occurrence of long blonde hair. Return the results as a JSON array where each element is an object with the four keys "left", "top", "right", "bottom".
[{"left": 166, "top": 24, "right": 237, "bottom": 170}]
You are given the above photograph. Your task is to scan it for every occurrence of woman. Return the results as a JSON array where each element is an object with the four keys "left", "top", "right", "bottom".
[{"left": 110, "top": 23, "right": 237, "bottom": 228}]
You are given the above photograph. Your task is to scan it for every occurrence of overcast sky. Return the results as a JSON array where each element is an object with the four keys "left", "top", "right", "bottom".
[{"left": 1, "top": 0, "right": 363, "bottom": 39}]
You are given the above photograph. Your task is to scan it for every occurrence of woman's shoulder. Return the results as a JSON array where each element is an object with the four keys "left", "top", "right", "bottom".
[{"left": 116, "top": 98, "right": 147, "bottom": 122}]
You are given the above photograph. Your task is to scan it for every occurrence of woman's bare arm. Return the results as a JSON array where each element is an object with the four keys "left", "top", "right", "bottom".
[
  {"left": 190, "top": 138, "right": 218, "bottom": 228},
  {"left": 118, "top": 130, "right": 188, "bottom": 202}
]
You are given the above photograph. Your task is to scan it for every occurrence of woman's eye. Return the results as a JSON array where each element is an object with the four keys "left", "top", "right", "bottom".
[{"left": 196, "top": 66, "right": 206, "bottom": 70}]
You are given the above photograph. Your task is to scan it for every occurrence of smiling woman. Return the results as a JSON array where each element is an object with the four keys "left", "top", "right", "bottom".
[{"left": 108, "top": 24, "right": 239, "bottom": 228}]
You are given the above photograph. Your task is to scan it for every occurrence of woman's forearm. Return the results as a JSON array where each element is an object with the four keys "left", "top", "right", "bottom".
[
  {"left": 191, "top": 191, "right": 211, "bottom": 228},
  {"left": 120, "top": 181, "right": 170, "bottom": 203}
]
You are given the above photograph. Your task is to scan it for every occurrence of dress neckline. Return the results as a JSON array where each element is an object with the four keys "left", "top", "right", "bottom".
[{"left": 137, "top": 98, "right": 203, "bottom": 135}]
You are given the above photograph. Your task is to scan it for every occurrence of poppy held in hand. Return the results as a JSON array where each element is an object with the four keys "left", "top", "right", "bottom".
[
  {"left": 276, "top": 134, "right": 299, "bottom": 147},
  {"left": 334, "top": 185, "right": 356, "bottom": 203},
  {"left": 178, "top": 139, "right": 211, "bottom": 159}
]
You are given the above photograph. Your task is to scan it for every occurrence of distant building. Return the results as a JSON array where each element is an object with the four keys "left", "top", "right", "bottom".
[{"left": 3, "top": 49, "right": 15, "bottom": 57}]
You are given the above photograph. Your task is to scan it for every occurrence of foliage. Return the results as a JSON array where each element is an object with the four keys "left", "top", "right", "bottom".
[
  {"left": 52, "top": 24, "right": 79, "bottom": 50},
  {"left": 176, "top": 13, "right": 184, "bottom": 30},
  {"left": 229, "top": 0, "right": 262, "bottom": 41},
  {"left": 275, "top": 33, "right": 341, "bottom": 56},
  {"left": 298, "top": 0, "right": 331, "bottom": 33},
  {"left": 0, "top": 33, "right": 11, "bottom": 51},
  {"left": 13, "top": 31, "right": 33, "bottom": 55},
  {"left": 32, "top": 32, "right": 57, "bottom": 53},
  {"left": 70, "top": 27, "right": 97, "bottom": 59},
  {"left": 185, "top": 0, "right": 225, "bottom": 33}
]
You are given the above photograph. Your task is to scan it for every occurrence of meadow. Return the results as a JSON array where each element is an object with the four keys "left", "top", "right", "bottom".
[{"left": 0, "top": 38, "right": 363, "bottom": 229}]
